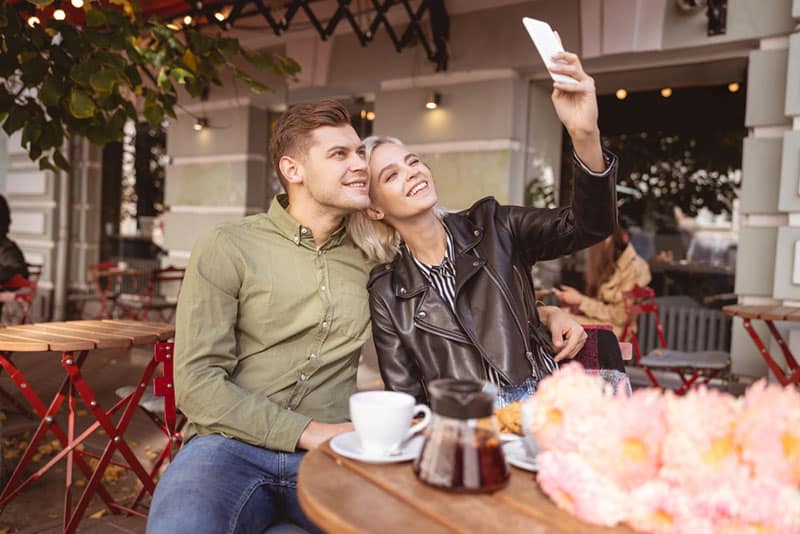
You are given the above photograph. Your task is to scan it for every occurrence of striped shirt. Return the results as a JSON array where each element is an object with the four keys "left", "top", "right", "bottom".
[{"left": 409, "top": 228, "right": 505, "bottom": 386}]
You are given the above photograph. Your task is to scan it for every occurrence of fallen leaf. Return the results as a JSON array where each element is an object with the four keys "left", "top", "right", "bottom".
[
  {"left": 32, "top": 453, "right": 42, "bottom": 462},
  {"left": 89, "top": 509, "right": 107, "bottom": 519},
  {"left": 129, "top": 441, "right": 138, "bottom": 447},
  {"left": 145, "top": 450, "right": 158, "bottom": 458},
  {"left": 48, "top": 512, "right": 59, "bottom": 519},
  {"left": 74, "top": 479, "right": 86, "bottom": 488},
  {"left": 77, "top": 410, "right": 88, "bottom": 416}
]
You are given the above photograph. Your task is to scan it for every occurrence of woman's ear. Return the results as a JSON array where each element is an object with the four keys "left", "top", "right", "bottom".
[
  {"left": 364, "top": 207, "right": 385, "bottom": 221},
  {"left": 279, "top": 155, "right": 303, "bottom": 185}
]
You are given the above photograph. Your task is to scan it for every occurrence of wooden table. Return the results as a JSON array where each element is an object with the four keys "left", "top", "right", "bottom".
[
  {"left": 298, "top": 442, "right": 632, "bottom": 533},
  {"left": 723, "top": 305, "right": 800, "bottom": 386},
  {"left": 0, "top": 320, "right": 174, "bottom": 533}
]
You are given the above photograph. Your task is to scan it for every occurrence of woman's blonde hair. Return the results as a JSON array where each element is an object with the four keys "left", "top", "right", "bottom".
[{"left": 348, "top": 135, "right": 446, "bottom": 264}]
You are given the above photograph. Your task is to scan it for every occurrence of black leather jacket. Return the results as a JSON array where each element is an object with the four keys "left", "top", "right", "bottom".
[{"left": 367, "top": 153, "right": 618, "bottom": 404}]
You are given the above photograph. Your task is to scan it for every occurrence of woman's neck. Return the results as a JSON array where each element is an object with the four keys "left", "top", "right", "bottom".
[{"left": 394, "top": 211, "right": 447, "bottom": 265}]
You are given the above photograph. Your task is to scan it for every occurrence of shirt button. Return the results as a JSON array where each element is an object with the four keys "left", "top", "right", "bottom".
[
  {"left": 417, "top": 311, "right": 427, "bottom": 318},
  {"left": 384, "top": 265, "right": 391, "bottom": 270},
  {"left": 321, "top": 285, "right": 326, "bottom": 291},
  {"left": 473, "top": 230, "right": 480, "bottom": 237},
  {"left": 286, "top": 406, "right": 293, "bottom": 412},
  {"left": 472, "top": 261, "right": 480, "bottom": 267},
  {"left": 293, "top": 236, "right": 300, "bottom": 244},
  {"left": 321, "top": 321, "right": 328, "bottom": 329},
  {"left": 399, "top": 287, "right": 407, "bottom": 295},
  {"left": 309, "top": 353, "right": 317, "bottom": 360},
  {"left": 299, "top": 373, "right": 307, "bottom": 381},
  {"left": 525, "top": 351, "right": 533, "bottom": 359},
  {"left": 301, "top": 228, "right": 308, "bottom": 235}
]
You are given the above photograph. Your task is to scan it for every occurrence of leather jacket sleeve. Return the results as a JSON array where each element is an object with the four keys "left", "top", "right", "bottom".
[
  {"left": 369, "top": 294, "right": 426, "bottom": 404},
  {"left": 497, "top": 150, "right": 618, "bottom": 265}
]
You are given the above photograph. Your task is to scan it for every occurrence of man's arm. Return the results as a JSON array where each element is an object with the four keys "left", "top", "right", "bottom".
[{"left": 175, "top": 229, "right": 346, "bottom": 452}]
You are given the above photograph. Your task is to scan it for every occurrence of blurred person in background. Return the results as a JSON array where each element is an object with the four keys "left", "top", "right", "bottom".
[
  {"left": 0, "top": 195, "right": 29, "bottom": 284},
  {"left": 553, "top": 224, "right": 651, "bottom": 337}
]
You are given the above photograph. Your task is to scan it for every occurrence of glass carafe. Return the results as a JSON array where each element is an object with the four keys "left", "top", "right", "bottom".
[{"left": 413, "top": 379, "right": 509, "bottom": 493}]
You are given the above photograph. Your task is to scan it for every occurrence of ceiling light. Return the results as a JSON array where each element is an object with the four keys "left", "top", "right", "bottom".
[
  {"left": 615, "top": 88, "right": 628, "bottom": 100},
  {"left": 366, "top": 111, "right": 376, "bottom": 121},
  {"left": 53, "top": 9, "right": 66, "bottom": 20},
  {"left": 214, "top": 11, "right": 225, "bottom": 21},
  {"left": 27, "top": 16, "right": 40, "bottom": 27},
  {"left": 728, "top": 82, "right": 740, "bottom": 93},
  {"left": 660, "top": 87, "right": 672, "bottom": 98},
  {"left": 183, "top": 15, "right": 193, "bottom": 25},
  {"left": 166, "top": 22, "right": 181, "bottom": 30},
  {"left": 425, "top": 91, "right": 441, "bottom": 110},
  {"left": 193, "top": 117, "right": 209, "bottom": 131},
  {"left": 70, "top": 0, "right": 83, "bottom": 7},
  {"left": 360, "top": 109, "right": 366, "bottom": 119}
]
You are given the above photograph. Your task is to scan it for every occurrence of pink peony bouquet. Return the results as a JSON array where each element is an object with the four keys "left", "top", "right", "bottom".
[{"left": 526, "top": 362, "right": 800, "bottom": 533}]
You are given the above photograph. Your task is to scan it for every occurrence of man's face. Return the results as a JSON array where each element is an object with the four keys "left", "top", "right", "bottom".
[{"left": 299, "top": 125, "right": 369, "bottom": 214}]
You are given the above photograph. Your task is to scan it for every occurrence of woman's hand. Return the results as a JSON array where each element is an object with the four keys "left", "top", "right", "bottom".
[
  {"left": 538, "top": 305, "right": 587, "bottom": 362},
  {"left": 553, "top": 284, "right": 584, "bottom": 306},
  {"left": 548, "top": 35, "right": 605, "bottom": 172}
]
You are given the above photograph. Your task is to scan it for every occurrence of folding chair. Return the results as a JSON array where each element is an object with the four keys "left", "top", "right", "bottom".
[
  {"left": 115, "top": 341, "right": 185, "bottom": 510},
  {"left": 0, "top": 273, "right": 37, "bottom": 325},
  {"left": 116, "top": 267, "right": 185, "bottom": 323},
  {"left": 621, "top": 285, "right": 730, "bottom": 395}
]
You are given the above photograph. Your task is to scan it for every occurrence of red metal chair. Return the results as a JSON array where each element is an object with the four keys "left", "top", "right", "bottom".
[
  {"left": 621, "top": 285, "right": 730, "bottom": 395},
  {"left": 116, "top": 341, "right": 185, "bottom": 509},
  {"left": 116, "top": 266, "right": 185, "bottom": 323},
  {"left": 0, "top": 273, "right": 38, "bottom": 325}
]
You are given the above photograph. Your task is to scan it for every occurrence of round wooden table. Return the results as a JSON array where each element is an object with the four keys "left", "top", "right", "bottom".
[
  {"left": 0, "top": 319, "right": 175, "bottom": 533},
  {"left": 298, "top": 441, "right": 633, "bottom": 533}
]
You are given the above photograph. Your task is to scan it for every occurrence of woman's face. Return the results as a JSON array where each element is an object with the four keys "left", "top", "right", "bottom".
[{"left": 367, "top": 143, "right": 439, "bottom": 223}]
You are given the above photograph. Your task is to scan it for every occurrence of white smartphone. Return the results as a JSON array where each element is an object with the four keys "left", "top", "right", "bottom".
[{"left": 522, "top": 17, "right": 578, "bottom": 85}]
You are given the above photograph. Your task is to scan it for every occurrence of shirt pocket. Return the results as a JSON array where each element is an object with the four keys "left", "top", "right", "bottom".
[{"left": 332, "top": 280, "right": 371, "bottom": 341}]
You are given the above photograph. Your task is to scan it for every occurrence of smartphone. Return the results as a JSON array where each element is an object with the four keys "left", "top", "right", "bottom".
[{"left": 522, "top": 17, "right": 578, "bottom": 85}]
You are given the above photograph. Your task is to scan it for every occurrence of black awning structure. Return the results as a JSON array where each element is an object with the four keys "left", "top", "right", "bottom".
[{"left": 177, "top": 0, "right": 450, "bottom": 71}]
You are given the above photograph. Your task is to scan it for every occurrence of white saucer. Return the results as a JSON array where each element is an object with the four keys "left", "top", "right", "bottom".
[
  {"left": 330, "top": 431, "right": 423, "bottom": 464},
  {"left": 500, "top": 432, "right": 522, "bottom": 443},
  {"left": 503, "top": 439, "right": 538, "bottom": 472}
]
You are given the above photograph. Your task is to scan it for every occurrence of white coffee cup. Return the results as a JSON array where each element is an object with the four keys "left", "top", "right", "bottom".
[{"left": 349, "top": 391, "right": 431, "bottom": 457}]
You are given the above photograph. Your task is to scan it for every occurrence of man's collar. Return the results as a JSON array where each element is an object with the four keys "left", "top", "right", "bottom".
[{"left": 267, "top": 194, "right": 347, "bottom": 247}]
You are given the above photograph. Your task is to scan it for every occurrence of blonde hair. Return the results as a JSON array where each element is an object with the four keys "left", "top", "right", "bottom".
[{"left": 348, "top": 135, "right": 447, "bottom": 264}]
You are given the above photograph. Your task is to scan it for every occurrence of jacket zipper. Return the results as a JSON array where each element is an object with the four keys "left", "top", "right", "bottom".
[{"left": 477, "top": 258, "right": 532, "bottom": 357}]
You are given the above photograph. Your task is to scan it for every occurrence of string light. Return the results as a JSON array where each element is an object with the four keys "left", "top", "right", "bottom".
[
  {"left": 183, "top": 15, "right": 193, "bottom": 25},
  {"left": 53, "top": 9, "right": 66, "bottom": 20},
  {"left": 166, "top": 21, "right": 181, "bottom": 30},
  {"left": 360, "top": 110, "right": 366, "bottom": 119},
  {"left": 660, "top": 87, "right": 672, "bottom": 98},
  {"left": 193, "top": 117, "right": 209, "bottom": 131},
  {"left": 71, "top": 0, "right": 83, "bottom": 7},
  {"left": 615, "top": 88, "right": 628, "bottom": 100},
  {"left": 214, "top": 12, "right": 226, "bottom": 21},
  {"left": 366, "top": 111, "right": 376, "bottom": 121},
  {"left": 728, "top": 82, "right": 740, "bottom": 93},
  {"left": 27, "top": 16, "right": 40, "bottom": 27},
  {"left": 424, "top": 91, "right": 441, "bottom": 110}
]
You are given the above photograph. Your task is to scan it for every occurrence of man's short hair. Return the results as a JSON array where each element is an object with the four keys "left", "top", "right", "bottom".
[{"left": 269, "top": 100, "right": 352, "bottom": 191}]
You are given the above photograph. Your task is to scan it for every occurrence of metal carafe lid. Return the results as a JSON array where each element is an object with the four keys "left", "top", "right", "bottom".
[{"left": 428, "top": 379, "right": 496, "bottom": 419}]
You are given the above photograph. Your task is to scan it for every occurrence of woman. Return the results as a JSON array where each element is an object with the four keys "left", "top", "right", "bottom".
[
  {"left": 349, "top": 51, "right": 624, "bottom": 405},
  {"left": 553, "top": 225, "right": 651, "bottom": 337}
]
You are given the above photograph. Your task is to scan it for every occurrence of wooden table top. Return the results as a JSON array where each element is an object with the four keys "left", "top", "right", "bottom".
[
  {"left": 298, "top": 442, "right": 632, "bottom": 534},
  {"left": 723, "top": 304, "right": 800, "bottom": 322},
  {"left": 0, "top": 320, "right": 174, "bottom": 352}
]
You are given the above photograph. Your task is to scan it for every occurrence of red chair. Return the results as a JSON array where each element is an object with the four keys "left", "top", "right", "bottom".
[
  {"left": 0, "top": 273, "right": 38, "bottom": 325},
  {"left": 621, "top": 285, "right": 730, "bottom": 395},
  {"left": 116, "top": 267, "right": 185, "bottom": 323},
  {"left": 116, "top": 341, "right": 185, "bottom": 510}
]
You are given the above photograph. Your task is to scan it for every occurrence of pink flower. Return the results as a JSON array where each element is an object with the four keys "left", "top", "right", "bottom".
[
  {"left": 580, "top": 388, "right": 667, "bottom": 491},
  {"left": 536, "top": 450, "right": 629, "bottom": 527},
  {"left": 660, "top": 387, "right": 744, "bottom": 492},
  {"left": 734, "top": 380, "right": 800, "bottom": 486},
  {"left": 527, "top": 362, "right": 610, "bottom": 452},
  {"left": 701, "top": 476, "right": 800, "bottom": 533},
  {"left": 628, "top": 480, "right": 712, "bottom": 534}
]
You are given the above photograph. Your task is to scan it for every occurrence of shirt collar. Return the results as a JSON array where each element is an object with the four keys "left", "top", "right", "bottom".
[
  {"left": 409, "top": 225, "right": 456, "bottom": 277},
  {"left": 267, "top": 194, "right": 347, "bottom": 248}
]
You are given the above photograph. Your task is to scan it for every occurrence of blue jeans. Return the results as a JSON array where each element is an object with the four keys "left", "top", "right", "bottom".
[
  {"left": 495, "top": 375, "right": 539, "bottom": 408},
  {"left": 147, "top": 434, "right": 321, "bottom": 534}
]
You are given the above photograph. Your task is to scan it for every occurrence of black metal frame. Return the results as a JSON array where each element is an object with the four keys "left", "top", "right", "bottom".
[{"left": 186, "top": 0, "right": 450, "bottom": 71}]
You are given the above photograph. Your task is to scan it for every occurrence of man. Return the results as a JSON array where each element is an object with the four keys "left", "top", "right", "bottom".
[{"left": 147, "top": 100, "right": 589, "bottom": 533}]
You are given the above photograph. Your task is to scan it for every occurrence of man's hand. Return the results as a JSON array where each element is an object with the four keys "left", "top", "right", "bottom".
[
  {"left": 547, "top": 35, "right": 604, "bottom": 173},
  {"left": 539, "top": 305, "right": 588, "bottom": 362},
  {"left": 553, "top": 284, "right": 584, "bottom": 306},
  {"left": 298, "top": 421, "right": 354, "bottom": 450}
]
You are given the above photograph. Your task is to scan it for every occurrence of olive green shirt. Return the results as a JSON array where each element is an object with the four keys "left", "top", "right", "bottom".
[{"left": 174, "top": 195, "right": 371, "bottom": 452}]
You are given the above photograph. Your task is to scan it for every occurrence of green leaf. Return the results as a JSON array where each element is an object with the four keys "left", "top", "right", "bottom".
[
  {"left": 2, "top": 105, "right": 27, "bottom": 136},
  {"left": 0, "top": 88, "right": 12, "bottom": 114},
  {"left": 104, "top": 108, "right": 127, "bottom": 141},
  {"left": 156, "top": 67, "right": 172, "bottom": 91},
  {"left": 27, "top": 0, "right": 55, "bottom": 7},
  {"left": 171, "top": 67, "right": 194, "bottom": 85},
  {"left": 68, "top": 89, "right": 96, "bottom": 119},
  {"left": 89, "top": 68, "right": 120, "bottom": 94},
  {"left": 40, "top": 75, "right": 63, "bottom": 107},
  {"left": 183, "top": 49, "right": 197, "bottom": 73},
  {"left": 0, "top": 1, "right": 8, "bottom": 28},
  {"left": 70, "top": 62, "right": 95, "bottom": 86},
  {"left": 85, "top": 8, "right": 107, "bottom": 28},
  {"left": 40, "top": 120, "right": 63, "bottom": 150},
  {"left": 53, "top": 149, "right": 70, "bottom": 171},
  {"left": 143, "top": 101, "right": 163, "bottom": 125},
  {"left": 21, "top": 55, "right": 48, "bottom": 85},
  {"left": 29, "top": 142, "right": 42, "bottom": 160},
  {"left": 39, "top": 157, "right": 58, "bottom": 172},
  {"left": 22, "top": 118, "right": 43, "bottom": 146}
]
